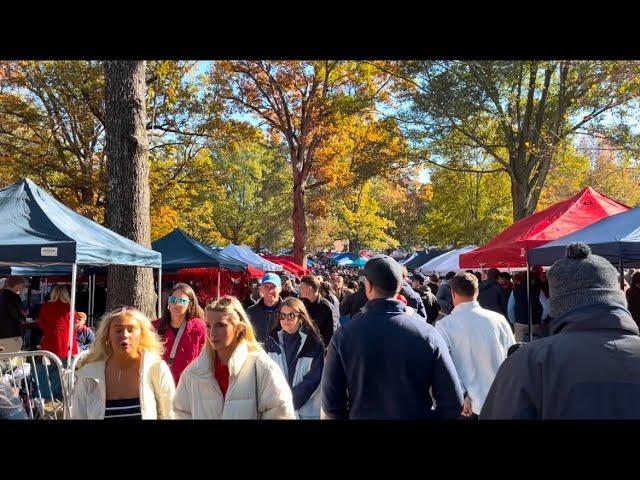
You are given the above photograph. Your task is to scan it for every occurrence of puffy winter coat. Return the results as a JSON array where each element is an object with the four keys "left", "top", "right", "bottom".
[{"left": 173, "top": 342, "right": 296, "bottom": 419}]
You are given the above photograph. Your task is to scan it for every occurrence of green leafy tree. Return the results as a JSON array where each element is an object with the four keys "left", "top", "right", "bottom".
[{"left": 396, "top": 60, "right": 640, "bottom": 220}]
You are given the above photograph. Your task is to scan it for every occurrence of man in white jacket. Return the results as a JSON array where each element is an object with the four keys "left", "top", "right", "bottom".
[{"left": 435, "top": 272, "right": 515, "bottom": 418}]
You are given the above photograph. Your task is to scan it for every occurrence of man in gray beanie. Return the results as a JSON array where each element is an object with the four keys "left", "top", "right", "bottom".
[
  {"left": 481, "top": 243, "right": 640, "bottom": 419},
  {"left": 321, "top": 254, "right": 463, "bottom": 419}
]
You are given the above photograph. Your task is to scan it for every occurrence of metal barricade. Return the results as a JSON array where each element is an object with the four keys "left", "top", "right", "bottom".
[
  {"left": 65, "top": 349, "right": 91, "bottom": 417},
  {"left": 0, "top": 350, "right": 69, "bottom": 419}
]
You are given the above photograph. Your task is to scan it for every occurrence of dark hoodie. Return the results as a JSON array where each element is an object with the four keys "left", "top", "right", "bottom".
[
  {"left": 400, "top": 281, "right": 427, "bottom": 319},
  {"left": 478, "top": 279, "right": 508, "bottom": 317},
  {"left": 626, "top": 280, "right": 640, "bottom": 327},
  {"left": 481, "top": 303, "right": 640, "bottom": 419},
  {"left": 247, "top": 297, "right": 284, "bottom": 344},
  {"left": 0, "top": 289, "right": 24, "bottom": 339}
]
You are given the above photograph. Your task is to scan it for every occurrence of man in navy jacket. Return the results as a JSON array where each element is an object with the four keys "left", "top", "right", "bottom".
[{"left": 321, "top": 254, "right": 464, "bottom": 419}]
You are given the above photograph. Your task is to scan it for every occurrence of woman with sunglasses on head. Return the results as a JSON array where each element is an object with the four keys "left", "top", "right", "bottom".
[
  {"left": 173, "top": 296, "right": 295, "bottom": 419},
  {"left": 72, "top": 307, "right": 175, "bottom": 419},
  {"left": 152, "top": 283, "right": 206, "bottom": 385},
  {"left": 265, "top": 297, "right": 325, "bottom": 419}
]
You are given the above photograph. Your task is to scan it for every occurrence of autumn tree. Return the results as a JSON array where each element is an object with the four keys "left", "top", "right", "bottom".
[
  {"left": 421, "top": 153, "right": 512, "bottom": 248},
  {"left": 210, "top": 61, "right": 393, "bottom": 266},
  {"left": 0, "top": 61, "right": 106, "bottom": 219},
  {"left": 395, "top": 61, "right": 640, "bottom": 220},
  {"left": 187, "top": 137, "right": 293, "bottom": 249},
  {"left": 333, "top": 179, "right": 398, "bottom": 252}
]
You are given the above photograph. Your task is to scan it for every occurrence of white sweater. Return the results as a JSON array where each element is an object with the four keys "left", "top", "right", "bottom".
[
  {"left": 173, "top": 342, "right": 296, "bottom": 419},
  {"left": 435, "top": 301, "right": 515, "bottom": 415}
]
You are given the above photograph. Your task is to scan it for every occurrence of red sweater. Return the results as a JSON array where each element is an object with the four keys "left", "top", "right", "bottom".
[
  {"left": 38, "top": 300, "right": 78, "bottom": 358},
  {"left": 152, "top": 317, "right": 207, "bottom": 385},
  {"left": 213, "top": 353, "right": 229, "bottom": 397}
]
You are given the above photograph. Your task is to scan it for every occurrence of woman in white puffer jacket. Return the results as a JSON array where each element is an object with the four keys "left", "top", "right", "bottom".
[
  {"left": 71, "top": 307, "right": 175, "bottom": 420},
  {"left": 173, "top": 296, "right": 295, "bottom": 419}
]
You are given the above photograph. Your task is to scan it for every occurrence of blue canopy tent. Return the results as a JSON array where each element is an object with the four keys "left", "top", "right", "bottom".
[
  {"left": 529, "top": 206, "right": 640, "bottom": 287},
  {"left": 351, "top": 256, "right": 368, "bottom": 268},
  {"left": 152, "top": 228, "right": 247, "bottom": 299},
  {"left": 152, "top": 228, "right": 246, "bottom": 272},
  {"left": 0, "top": 178, "right": 162, "bottom": 365},
  {"left": 329, "top": 252, "right": 356, "bottom": 265}
]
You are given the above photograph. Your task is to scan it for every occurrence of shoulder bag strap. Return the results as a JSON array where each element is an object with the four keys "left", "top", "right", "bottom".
[{"left": 168, "top": 321, "right": 188, "bottom": 366}]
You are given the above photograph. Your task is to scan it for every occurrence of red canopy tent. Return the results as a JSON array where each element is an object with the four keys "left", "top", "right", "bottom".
[
  {"left": 459, "top": 187, "right": 629, "bottom": 269},
  {"left": 261, "top": 255, "right": 308, "bottom": 278}
]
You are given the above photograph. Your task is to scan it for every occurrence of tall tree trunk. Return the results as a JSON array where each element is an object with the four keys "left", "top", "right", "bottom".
[
  {"left": 292, "top": 181, "right": 307, "bottom": 267},
  {"left": 511, "top": 176, "right": 530, "bottom": 221},
  {"left": 104, "top": 61, "right": 155, "bottom": 317}
]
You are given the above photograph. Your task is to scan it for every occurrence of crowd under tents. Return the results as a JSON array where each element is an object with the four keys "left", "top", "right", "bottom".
[
  {"left": 459, "top": 187, "right": 629, "bottom": 269},
  {"left": 418, "top": 246, "right": 478, "bottom": 274},
  {"left": 0, "top": 178, "right": 162, "bottom": 364},
  {"left": 529, "top": 205, "right": 640, "bottom": 285}
]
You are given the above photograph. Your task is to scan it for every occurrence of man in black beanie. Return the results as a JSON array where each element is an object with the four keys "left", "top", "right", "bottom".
[
  {"left": 481, "top": 243, "right": 640, "bottom": 419},
  {"left": 321, "top": 254, "right": 463, "bottom": 419}
]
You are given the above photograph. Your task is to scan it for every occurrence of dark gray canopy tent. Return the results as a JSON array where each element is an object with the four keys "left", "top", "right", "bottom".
[
  {"left": 404, "top": 249, "right": 449, "bottom": 271},
  {"left": 152, "top": 228, "right": 247, "bottom": 299},
  {"left": 0, "top": 179, "right": 162, "bottom": 364},
  {"left": 152, "top": 228, "right": 246, "bottom": 272},
  {"left": 529, "top": 206, "right": 640, "bottom": 288}
]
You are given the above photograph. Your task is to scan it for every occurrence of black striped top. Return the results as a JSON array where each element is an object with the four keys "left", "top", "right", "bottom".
[{"left": 104, "top": 398, "right": 142, "bottom": 420}]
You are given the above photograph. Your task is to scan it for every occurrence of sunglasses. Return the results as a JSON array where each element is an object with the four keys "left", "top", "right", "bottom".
[
  {"left": 168, "top": 296, "right": 190, "bottom": 306},
  {"left": 278, "top": 312, "right": 300, "bottom": 321}
]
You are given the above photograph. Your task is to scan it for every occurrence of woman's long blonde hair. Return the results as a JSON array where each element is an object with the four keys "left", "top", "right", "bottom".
[
  {"left": 81, "top": 307, "right": 164, "bottom": 367},
  {"left": 204, "top": 296, "right": 263, "bottom": 360},
  {"left": 50, "top": 285, "right": 70, "bottom": 303}
]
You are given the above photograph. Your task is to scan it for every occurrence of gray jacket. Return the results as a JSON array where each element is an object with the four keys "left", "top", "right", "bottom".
[
  {"left": 481, "top": 303, "right": 640, "bottom": 419},
  {"left": 436, "top": 282, "right": 454, "bottom": 315}
]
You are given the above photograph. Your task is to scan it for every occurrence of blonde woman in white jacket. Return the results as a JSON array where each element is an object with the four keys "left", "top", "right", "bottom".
[
  {"left": 71, "top": 308, "right": 175, "bottom": 419},
  {"left": 173, "top": 296, "right": 295, "bottom": 419}
]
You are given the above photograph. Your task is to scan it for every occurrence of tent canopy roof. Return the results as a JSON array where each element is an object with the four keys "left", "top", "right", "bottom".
[
  {"left": 220, "top": 244, "right": 283, "bottom": 272},
  {"left": 529, "top": 205, "right": 640, "bottom": 266},
  {"left": 419, "top": 246, "right": 478, "bottom": 274},
  {"left": 459, "top": 187, "right": 629, "bottom": 268},
  {"left": 152, "top": 229, "right": 246, "bottom": 272},
  {"left": 0, "top": 178, "right": 161, "bottom": 268},
  {"left": 404, "top": 249, "right": 449, "bottom": 270}
]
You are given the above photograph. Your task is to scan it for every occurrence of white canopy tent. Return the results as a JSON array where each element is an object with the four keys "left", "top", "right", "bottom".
[
  {"left": 418, "top": 246, "right": 478, "bottom": 274},
  {"left": 220, "top": 244, "right": 283, "bottom": 272}
]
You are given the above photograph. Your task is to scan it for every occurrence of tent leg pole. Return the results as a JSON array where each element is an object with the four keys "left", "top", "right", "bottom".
[
  {"left": 68, "top": 264, "right": 78, "bottom": 367},
  {"left": 217, "top": 270, "right": 221, "bottom": 300},
  {"left": 527, "top": 263, "right": 532, "bottom": 343},
  {"left": 620, "top": 260, "right": 625, "bottom": 291},
  {"left": 88, "top": 274, "right": 93, "bottom": 328},
  {"left": 157, "top": 267, "right": 162, "bottom": 319},
  {"left": 91, "top": 274, "right": 96, "bottom": 327}
]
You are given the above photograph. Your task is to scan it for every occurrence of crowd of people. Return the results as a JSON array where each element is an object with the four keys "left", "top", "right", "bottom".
[{"left": 3, "top": 241, "right": 640, "bottom": 419}]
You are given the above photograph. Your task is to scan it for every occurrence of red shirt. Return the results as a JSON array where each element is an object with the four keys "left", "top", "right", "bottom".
[
  {"left": 214, "top": 354, "right": 230, "bottom": 398},
  {"left": 152, "top": 318, "right": 207, "bottom": 385},
  {"left": 38, "top": 300, "right": 78, "bottom": 358}
]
